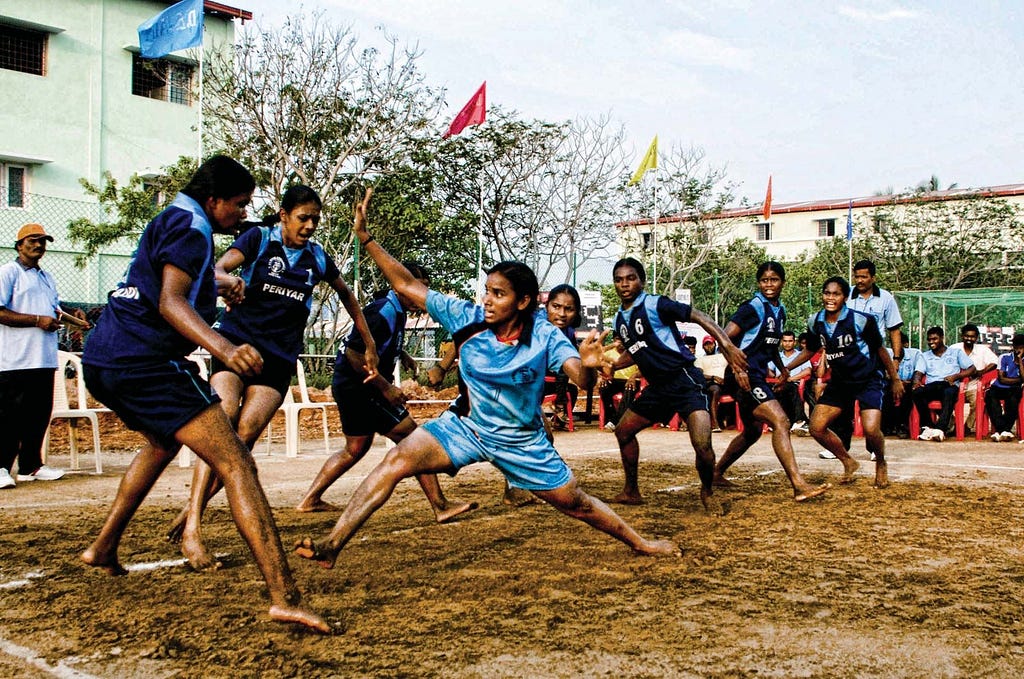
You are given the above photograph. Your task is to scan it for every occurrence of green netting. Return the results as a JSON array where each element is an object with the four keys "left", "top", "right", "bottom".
[{"left": 893, "top": 287, "right": 1024, "bottom": 350}]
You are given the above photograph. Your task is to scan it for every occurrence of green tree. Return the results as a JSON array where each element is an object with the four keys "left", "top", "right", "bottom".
[{"left": 66, "top": 157, "right": 198, "bottom": 266}]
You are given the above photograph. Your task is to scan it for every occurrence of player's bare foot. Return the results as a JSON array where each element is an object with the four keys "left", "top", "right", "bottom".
[
  {"left": 700, "top": 486, "right": 724, "bottom": 515},
  {"left": 294, "top": 499, "right": 341, "bottom": 513},
  {"left": 794, "top": 483, "right": 832, "bottom": 502},
  {"left": 607, "top": 491, "right": 645, "bottom": 505},
  {"left": 633, "top": 538, "right": 681, "bottom": 557},
  {"left": 712, "top": 475, "right": 737, "bottom": 489},
  {"left": 434, "top": 501, "right": 479, "bottom": 523},
  {"left": 873, "top": 460, "right": 889, "bottom": 489},
  {"left": 81, "top": 548, "right": 128, "bottom": 576},
  {"left": 181, "top": 534, "right": 222, "bottom": 571},
  {"left": 839, "top": 458, "right": 860, "bottom": 484},
  {"left": 503, "top": 487, "right": 539, "bottom": 506},
  {"left": 294, "top": 537, "right": 338, "bottom": 569},
  {"left": 268, "top": 604, "right": 333, "bottom": 634}
]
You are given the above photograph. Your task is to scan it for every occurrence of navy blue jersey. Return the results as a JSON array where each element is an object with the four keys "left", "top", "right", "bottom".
[
  {"left": 335, "top": 290, "right": 405, "bottom": 386},
  {"left": 84, "top": 193, "right": 217, "bottom": 368},
  {"left": 214, "top": 225, "right": 339, "bottom": 364},
  {"left": 614, "top": 292, "right": 695, "bottom": 383},
  {"left": 805, "top": 307, "right": 883, "bottom": 382},
  {"left": 729, "top": 292, "right": 785, "bottom": 382}
]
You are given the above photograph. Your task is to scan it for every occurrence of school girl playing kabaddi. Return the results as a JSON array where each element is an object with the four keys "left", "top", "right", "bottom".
[{"left": 294, "top": 188, "right": 679, "bottom": 567}]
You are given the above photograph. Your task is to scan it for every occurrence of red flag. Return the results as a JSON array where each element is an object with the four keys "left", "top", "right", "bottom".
[
  {"left": 443, "top": 82, "right": 486, "bottom": 138},
  {"left": 763, "top": 175, "right": 773, "bottom": 221}
]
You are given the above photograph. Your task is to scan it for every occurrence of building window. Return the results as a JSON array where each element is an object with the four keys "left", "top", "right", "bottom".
[
  {"left": 2, "top": 164, "right": 27, "bottom": 208},
  {"left": 755, "top": 222, "right": 771, "bottom": 241},
  {"left": 0, "top": 24, "right": 46, "bottom": 75},
  {"left": 131, "top": 53, "right": 194, "bottom": 105},
  {"left": 872, "top": 214, "right": 891, "bottom": 234},
  {"left": 817, "top": 218, "right": 836, "bottom": 237},
  {"left": 641, "top": 231, "right": 653, "bottom": 251}
]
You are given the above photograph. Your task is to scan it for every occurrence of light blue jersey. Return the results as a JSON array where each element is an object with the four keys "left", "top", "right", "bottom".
[{"left": 425, "top": 290, "right": 578, "bottom": 446}]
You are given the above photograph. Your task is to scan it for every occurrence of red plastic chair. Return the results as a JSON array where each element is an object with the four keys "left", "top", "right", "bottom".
[
  {"left": 909, "top": 377, "right": 968, "bottom": 441},
  {"left": 542, "top": 375, "right": 575, "bottom": 432},
  {"left": 972, "top": 371, "right": 1001, "bottom": 440}
]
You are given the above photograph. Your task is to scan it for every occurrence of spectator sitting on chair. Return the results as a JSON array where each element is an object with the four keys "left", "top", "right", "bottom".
[
  {"left": 983, "top": 333, "right": 1024, "bottom": 442},
  {"left": 881, "top": 331, "right": 923, "bottom": 437},
  {"left": 912, "top": 326, "right": 975, "bottom": 441},
  {"left": 768, "top": 330, "right": 810, "bottom": 435},
  {"left": 695, "top": 335, "right": 729, "bottom": 432},
  {"left": 948, "top": 323, "right": 998, "bottom": 433}
]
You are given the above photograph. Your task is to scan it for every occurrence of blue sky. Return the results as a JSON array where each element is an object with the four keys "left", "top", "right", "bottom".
[{"left": 238, "top": 1, "right": 1023, "bottom": 206}]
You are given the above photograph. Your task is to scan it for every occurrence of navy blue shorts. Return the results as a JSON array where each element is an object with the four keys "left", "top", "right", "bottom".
[
  {"left": 210, "top": 352, "right": 295, "bottom": 396},
  {"left": 818, "top": 377, "right": 884, "bottom": 412},
  {"left": 729, "top": 375, "right": 778, "bottom": 425},
  {"left": 83, "top": 359, "right": 221, "bottom": 449},
  {"left": 332, "top": 379, "right": 410, "bottom": 437},
  {"left": 629, "top": 367, "right": 709, "bottom": 424}
]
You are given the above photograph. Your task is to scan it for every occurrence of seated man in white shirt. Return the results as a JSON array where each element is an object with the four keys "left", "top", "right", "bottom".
[
  {"left": 913, "top": 326, "right": 976, "bottom": 441},
  {"left": 947, "top": 323, "right": 998, "bottom": 433},
  {"left": 768, "top": 330, "right": 810, "bottom": 434},
  {"left": 695, "top": 335, "right": 730, "bottom": 432}
]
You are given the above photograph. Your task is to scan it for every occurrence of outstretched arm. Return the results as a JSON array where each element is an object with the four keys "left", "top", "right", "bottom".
[
  {"left": 329, "top": 276, "right": 378, "bottom": 380},
  {"left": 563, "top": 330, "right": 612, "bottom": 389},
  {"left": 352, "top": 187, "right": 428, "bottom": 310}
]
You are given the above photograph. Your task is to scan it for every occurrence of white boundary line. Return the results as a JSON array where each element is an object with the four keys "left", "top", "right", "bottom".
[{"left": 0, "top": 637, "right": 101, "bottom": 679}]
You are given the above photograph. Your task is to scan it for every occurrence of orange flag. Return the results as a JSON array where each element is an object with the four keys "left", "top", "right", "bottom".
[
  {"left": 763, "top": 175, "right": 773, "bottom": 221},
  {"left": 443, "top": 82, "right": 487, "bottom": 138}
]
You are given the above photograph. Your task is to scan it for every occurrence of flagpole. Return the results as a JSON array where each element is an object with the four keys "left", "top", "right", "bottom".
[
  {"left": 477, "top": 178, "right": 484, "bottom": 303},
  {"left": 197, "top": 46, "right": 204, "bottom": 163},
  {"left": 652, "top": 169, "right": 659, "bottom": 295}
]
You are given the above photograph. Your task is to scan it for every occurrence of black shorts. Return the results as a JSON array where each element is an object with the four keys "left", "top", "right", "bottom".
[
  {"left": 83, "top": 359, "right": 221, "bottom": 449},
  {"left": 332, "top": 379, "right": 410, "bottom": 437},
  {"left": 629, "top": 367, "right": 709, "bottom": 424},
  {"left": 819, "top": 377, "right": 884, "bottom": 412},
  {"left": 210, "top": 352, "right": 295, "bottom": 396}
]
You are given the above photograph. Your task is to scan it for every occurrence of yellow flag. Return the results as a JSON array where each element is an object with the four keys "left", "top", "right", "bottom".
[{"left": 628, "top": 135, "right": 658, "bottom": 185}]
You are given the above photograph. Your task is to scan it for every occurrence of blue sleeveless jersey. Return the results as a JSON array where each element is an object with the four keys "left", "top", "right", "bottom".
[
  {"left": 426, "top": 290, "right": 577, "bottom": 445},
  {"left": 614, "top": 292, "right": 695, "bottom": 383},
  {"left": 84, "top": 193, "right": 217, "bottom": 367},
  {"left": 214, "top": 225, "right": 339, "bottom": 364},
  {"left": 806, "top": 307, "right": 883, "bottom": 382},
  {"left": 729, "top": 292, "right": 785, "bottom": 381},
  {"left": 335, "top": 290, "right": 405, "bottom": 386}
]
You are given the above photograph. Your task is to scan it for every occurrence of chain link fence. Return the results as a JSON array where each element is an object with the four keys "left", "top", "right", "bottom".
[{"left": 0, "top": 191, "right": 132, "bottom": 306}]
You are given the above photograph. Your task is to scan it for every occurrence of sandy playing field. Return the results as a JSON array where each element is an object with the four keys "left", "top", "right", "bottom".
[{"left": 2, "top": 409, "right": 1024, "bottom": 678}]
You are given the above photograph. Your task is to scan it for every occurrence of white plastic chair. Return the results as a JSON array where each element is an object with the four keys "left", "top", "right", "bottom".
[
  {"left": 43, "top": 351, "right": 103, "bottom": 473},
  {"left": 264, "top": 359, "right": 333, "bottom": 457}
]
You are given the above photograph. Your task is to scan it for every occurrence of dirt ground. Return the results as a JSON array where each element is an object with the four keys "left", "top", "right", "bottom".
[{"left": 3, "top": 401, "right": 1024, "bottom": 678}]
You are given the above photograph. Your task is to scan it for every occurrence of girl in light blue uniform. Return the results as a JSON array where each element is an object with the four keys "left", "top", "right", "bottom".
[{"left": 294, "top": 189, "right": 679, "bottom": 569}]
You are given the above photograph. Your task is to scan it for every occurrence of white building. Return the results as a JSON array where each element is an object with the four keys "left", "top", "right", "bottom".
[
  {"left": 0, "top": 0, "right": 251, "bottom": 302},
  {"left": 619, "top": 183, "right": 1024, "bottom": 261}
]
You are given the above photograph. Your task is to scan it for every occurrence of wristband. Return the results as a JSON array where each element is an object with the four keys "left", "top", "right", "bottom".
[
  {"left": 34, "top": 315, "right": 39, "bottom": 327},
  {"left": 361, "top": 235, "right": 375, "bottom": 246}
]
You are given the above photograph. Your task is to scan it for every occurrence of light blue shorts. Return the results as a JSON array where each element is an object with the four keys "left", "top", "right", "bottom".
[{"left": 423, "top": 410, "right": 573, "bottom": 491}]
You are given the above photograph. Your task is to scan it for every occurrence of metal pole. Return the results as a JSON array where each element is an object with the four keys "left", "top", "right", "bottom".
[
  {"left": 713, "top": 267, "right": 719, "bottom": 325},
  {"left": 477, "top": 179, "right": 484, "bottom": 302}
]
